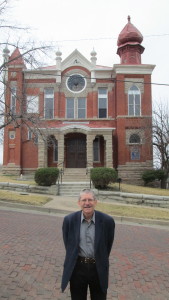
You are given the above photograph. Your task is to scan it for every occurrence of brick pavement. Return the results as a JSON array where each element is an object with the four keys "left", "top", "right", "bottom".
[{"left": 0, "top": 209, "right": 169, "bottom": 300}]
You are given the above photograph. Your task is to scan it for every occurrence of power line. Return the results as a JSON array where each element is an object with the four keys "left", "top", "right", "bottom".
[
  {"left": 23, "top": 70, "right": 169, "bottom": 87},
  {"left": 50, "top": 33, "right": 169, "bottom": 44},
  {"left": 2, "top": 66, "right": 169, "bottom": 87}
]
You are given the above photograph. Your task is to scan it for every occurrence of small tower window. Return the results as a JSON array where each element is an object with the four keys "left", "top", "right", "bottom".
[{"left": 10, "top": 87, "right": 17, "bottom": 114}]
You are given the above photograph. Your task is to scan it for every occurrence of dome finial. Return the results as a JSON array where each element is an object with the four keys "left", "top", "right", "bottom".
[{"left": 128, "top": 15, "right": 131, "bottom": 23}]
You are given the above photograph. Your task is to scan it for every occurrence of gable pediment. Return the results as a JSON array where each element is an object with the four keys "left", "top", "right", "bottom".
[{"left": 61, "top": 49, "right": 92, "bottom": 72}]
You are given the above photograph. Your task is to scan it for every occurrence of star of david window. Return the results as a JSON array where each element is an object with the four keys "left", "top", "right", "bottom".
[{"left": 66, "top": 74, "right": 86, "bottom": 93}]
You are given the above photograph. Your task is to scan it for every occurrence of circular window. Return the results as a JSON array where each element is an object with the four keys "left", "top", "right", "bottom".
[{"left": 66, "top": 74, "right": 86, "bottom": 93}]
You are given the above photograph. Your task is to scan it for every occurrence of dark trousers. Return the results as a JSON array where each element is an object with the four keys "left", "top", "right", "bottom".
[{"left": 70, "top": 260, "right": 107, "bottom": 300}]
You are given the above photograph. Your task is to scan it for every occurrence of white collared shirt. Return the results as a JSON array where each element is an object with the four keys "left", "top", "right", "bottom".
[{"left": 78, "top": 211, "right": 95, "bottom": 258}]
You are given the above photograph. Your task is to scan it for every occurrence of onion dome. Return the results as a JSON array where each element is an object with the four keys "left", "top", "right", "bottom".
[
  {"left": 90, "top": 48, "right": 97, "bottom": 65},
  {"left": 90, "top": 48, "right": 97, "bottom": 57},
  {"left": 117, "top": 16, "right": 143, "bottom": 47},
  {"left": 3, "top": 46, "right": 10, "bottom": 62},
  {"left": 56, "top": 48, "right": 62, "bottom": 57},
  {"left": 3, "top": 46, "right": 10, "bottom": 56}
]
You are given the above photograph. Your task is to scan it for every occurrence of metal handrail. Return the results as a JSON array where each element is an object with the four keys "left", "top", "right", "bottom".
[
  {"left": 86, "top": 162, "right": 93, "bottom": 188},
  {"left": 57, "top": 161, "right": 64, "bottom": 195},
  {"left": 57, "top": 161, "right": 64, "bottom": 175}
]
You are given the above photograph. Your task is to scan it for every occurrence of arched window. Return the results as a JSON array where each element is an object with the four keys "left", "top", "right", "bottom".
[
  {"left": 128, "top": 85, "right": 141, "bottom": 116},
  {"left": 53, "top": 139, "right": 58, "bottom": 162},
  {"left": 129, "top": 134, "right": 140, "bottom": 144},
  {"left": 93, "top": 137, "right": 100, "bottom": 162}
]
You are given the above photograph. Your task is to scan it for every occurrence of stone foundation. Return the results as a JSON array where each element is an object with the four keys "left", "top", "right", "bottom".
[{"left": 118, "top": 160, "right": 153, "bottom": 185}]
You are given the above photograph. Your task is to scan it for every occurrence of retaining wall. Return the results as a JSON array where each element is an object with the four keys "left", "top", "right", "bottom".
[{"left": 0, "top": 182, "right": 169, "bottom": 208}]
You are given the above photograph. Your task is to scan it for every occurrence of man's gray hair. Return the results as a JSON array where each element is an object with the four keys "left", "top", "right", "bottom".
[{"left": 78, "top": 188, "right": 96, "bottom": 201}]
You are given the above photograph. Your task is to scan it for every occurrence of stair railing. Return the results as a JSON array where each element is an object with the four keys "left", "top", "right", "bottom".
[
  {"left": 57, "top": 161, "right": 65, "bottom": 195},
  {"left": 86, "top": 162, "right": 93, "bottom": 189}
]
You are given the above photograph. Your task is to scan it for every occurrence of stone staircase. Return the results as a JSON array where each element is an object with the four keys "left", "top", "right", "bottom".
[
  {"left": 59, "top": 182, "right": 92, "bottom": 196},
  {"left": 58, "top": 168, "right": 92, "bottom": 196},
  {"left": 61, "top": 168, "right": 90, "bottom": 182}
]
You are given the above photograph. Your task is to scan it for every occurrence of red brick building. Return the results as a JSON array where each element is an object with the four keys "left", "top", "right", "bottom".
[{"left": 2, "top": 17, "right": 155, "bottom": 183}]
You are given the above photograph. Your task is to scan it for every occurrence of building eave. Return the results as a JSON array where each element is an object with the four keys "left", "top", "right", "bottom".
[{"left": 113, "top": 64, "right": 156, "bottom": 75}]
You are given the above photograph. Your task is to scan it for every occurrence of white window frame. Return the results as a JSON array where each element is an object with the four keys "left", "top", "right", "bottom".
[
  {"left": 66, "top": 97, "right": 86, "bottom": 119},
  {"left": 128, "top": 85, "right": 141, "bottom": 116},
  {"left": 44, "top": 88, "right": 54, "bottom": 119},
  {"left": 66, "top": 98, "right": 75, "bottom": 118},
  {"left": 10, "top": 87, "right": 17, "bottom": 114},
  {"left": 28, "top": 129, "right": 32, "bottom": 140},
  {"left": 98, "top": 88, "right": 108, "bottom": 118},
  {"left": 77, "top": 97, "right": 86, "bottom": 119}
]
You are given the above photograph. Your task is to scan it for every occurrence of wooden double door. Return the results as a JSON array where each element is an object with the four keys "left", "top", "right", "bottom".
[{"left": 66, "top": 136, "right": 86, "bottom": 168}]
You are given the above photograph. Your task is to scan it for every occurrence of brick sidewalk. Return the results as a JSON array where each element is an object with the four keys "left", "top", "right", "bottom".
[{"left": 0, "top": 209, "right": 169, "bottom": 300}]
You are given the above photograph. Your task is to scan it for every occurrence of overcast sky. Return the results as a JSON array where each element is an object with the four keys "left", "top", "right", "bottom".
[{"left": 1, "top": 0, "right": 169, "bottom": 163}]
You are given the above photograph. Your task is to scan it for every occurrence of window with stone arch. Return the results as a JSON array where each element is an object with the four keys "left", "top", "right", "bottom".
[
  {"left": 129, "top": 133, "right": 141, "bottom": 144},
  {"left": 128, "top": 85, "right": 141, "bottom": 116}
]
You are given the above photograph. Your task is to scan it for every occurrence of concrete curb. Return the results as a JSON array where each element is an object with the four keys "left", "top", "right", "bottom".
[
  {"left": 0, "top": 200, "right": 70, "bottom": 215},
  {"left": 0, "top": 200, "right": 169, "bottom": 228}
]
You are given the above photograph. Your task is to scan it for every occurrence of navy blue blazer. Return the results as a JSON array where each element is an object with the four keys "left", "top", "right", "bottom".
[{"left": 61, "top": 210, "right": 115, "bottom": 293}]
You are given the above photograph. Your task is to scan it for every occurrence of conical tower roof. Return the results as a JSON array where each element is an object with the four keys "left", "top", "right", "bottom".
[
  {"left": 117, "top": 16, "right": 143, "bottom": 47},
  {"left": 8, "top": 48, "right": 25, "bottom": 65}
]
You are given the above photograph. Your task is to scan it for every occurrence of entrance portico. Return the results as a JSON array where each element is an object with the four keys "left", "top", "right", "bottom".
[{"left": 38, "top": 124, "right": 114, "bottom": 170}]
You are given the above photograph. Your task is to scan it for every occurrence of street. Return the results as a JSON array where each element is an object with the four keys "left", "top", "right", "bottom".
[{"left": 0, "top": 209, "right": 169, "bottom": 300}]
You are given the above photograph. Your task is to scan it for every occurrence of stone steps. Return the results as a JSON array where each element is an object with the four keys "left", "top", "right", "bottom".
[
  {"left": 59, "top": 182, "right": 92, "bottom": 196},
  {"left": 61, "top": 168, "right": 91, "bottom": 183}
]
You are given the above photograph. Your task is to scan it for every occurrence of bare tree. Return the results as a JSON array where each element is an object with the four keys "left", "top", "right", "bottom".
[
  {"left": 0, "top": 0, "right": 53, "bottom": 143},
  {"left": 152, "top": 101, "right": 169, "bottom": 187}
]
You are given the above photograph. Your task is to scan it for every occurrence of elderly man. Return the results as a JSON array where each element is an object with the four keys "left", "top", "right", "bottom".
[{"left": 61, "top": 188, "right": 115, "bottom": 300}]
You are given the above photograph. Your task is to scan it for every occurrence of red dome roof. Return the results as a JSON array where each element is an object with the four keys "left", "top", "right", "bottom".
[{"left": 117, "top": 16, "right": 143, "bottom": 47}]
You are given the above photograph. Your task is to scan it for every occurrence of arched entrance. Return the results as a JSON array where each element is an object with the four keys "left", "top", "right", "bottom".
[{"left": 65, "top": 133, "right": 86, "bottom": 168}]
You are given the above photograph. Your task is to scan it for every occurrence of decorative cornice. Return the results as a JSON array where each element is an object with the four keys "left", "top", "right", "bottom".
[{"left": 113, "top": 64, "right": 155, "bottom": 75}]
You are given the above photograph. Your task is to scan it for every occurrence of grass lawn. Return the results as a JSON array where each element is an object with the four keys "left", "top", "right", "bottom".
[
  {"left": 0, "top": 175, "right": 35, "bottom": 185},
  {"left": 0, "top": 190, "right": 52, "bottom": 206},
  {"left": 116, "top": 183, "right": 169, "bottom": 196},
  {"left": 97, "top": 202, "right": 169, "bottom": 221}
]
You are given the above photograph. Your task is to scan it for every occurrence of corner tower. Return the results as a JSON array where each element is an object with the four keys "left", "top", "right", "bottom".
[{"left": 114, "top": 17, "right": 155, "bottom": 184}]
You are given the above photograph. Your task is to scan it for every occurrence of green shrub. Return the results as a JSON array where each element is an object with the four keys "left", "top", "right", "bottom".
[
  {"left": 142, "top": 170, "right": 156, "bottom": 185},
  {"left": 155, "top": 169, "right": 166, "bottom": 181},
  {"left": 91, "top": 167, "right": 117, "bottom": 189},
  {"left": 142, "top": 169, "right": 166, "bottom": 185},
  {"left": 34, "top": 168, "right": 59, "bottom": 186}
]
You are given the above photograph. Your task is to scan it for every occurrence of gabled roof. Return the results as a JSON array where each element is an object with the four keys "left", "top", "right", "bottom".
[
  {"left": 61, "top": 49, "right": 92, "bottom": 71},
  {"left": 39, "top": 50, "right": 112, "bottom": 72}
]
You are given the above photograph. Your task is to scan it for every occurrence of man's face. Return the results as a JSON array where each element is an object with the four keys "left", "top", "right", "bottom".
[{"left": 78, "top": 192, "right": 97, "bottom": 218}]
